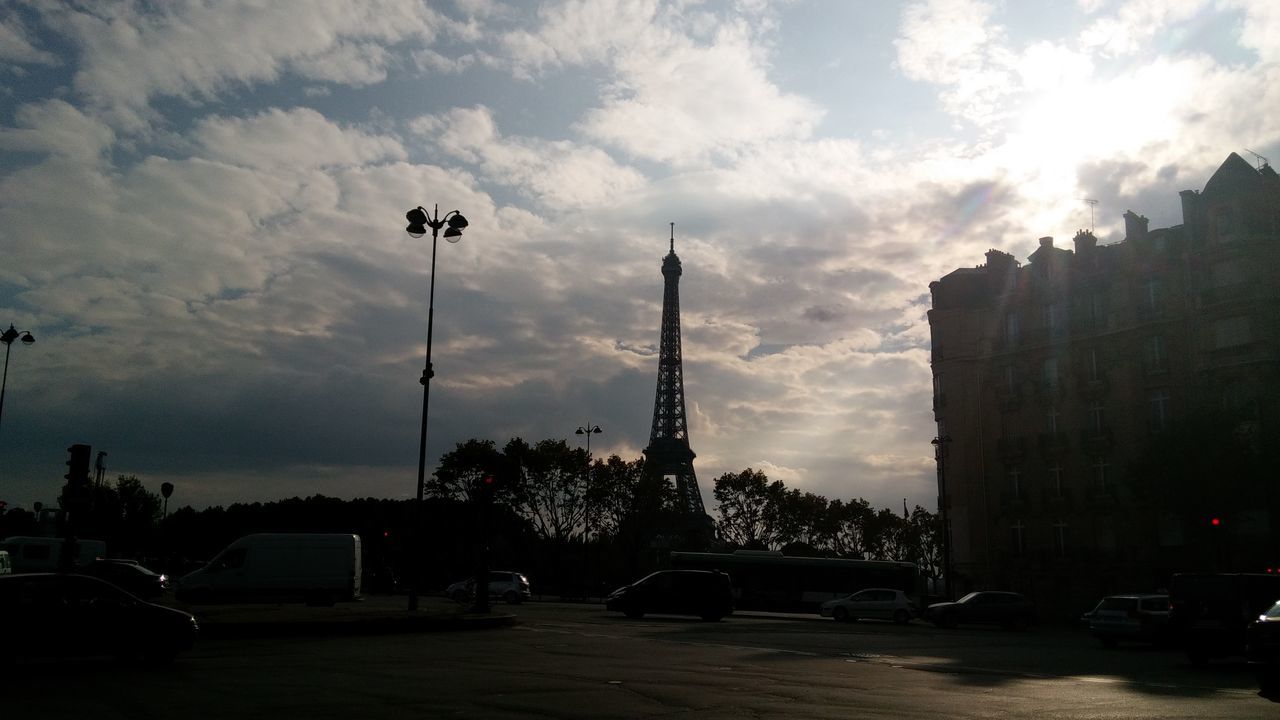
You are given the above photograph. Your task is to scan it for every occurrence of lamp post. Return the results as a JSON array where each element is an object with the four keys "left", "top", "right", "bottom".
[
  {"left": 0, "top": 324, "right": 36, "bottom": 439},
  {"left": 404, "top": 204, "right": 469, "bottom": 612},
  {"left": 931, "top": 435, "right": 952, "bottom": 600},
  {"left": 574, "top": 423, "right": 602, "bottom": 456}
]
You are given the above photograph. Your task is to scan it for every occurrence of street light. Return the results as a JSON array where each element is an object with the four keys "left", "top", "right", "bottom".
[
  {"left": 404, "top": 204, "right": 469, "bottom": 612},
  {"left": 575, "top": 423, "right": 602, "bottom": 456},
  {"left": 0, "top": 324, "right": 36, "bottom": 438},
  {"left": 931, "top": 435, "right": 952, "bottom": 600}
]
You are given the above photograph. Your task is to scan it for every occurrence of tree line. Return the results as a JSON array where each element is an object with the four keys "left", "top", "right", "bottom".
[{"left": 0, "top": 436, "right": 941, "bottom": 595}]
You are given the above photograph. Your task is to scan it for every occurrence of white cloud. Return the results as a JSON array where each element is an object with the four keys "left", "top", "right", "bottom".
[
  {"left": 194, "top": 107, "right": 406, "bottom": 171},
  {"left": 410, "top": 105, "right": 648, "bottom": 210},
  {"left": 1077, "top": 0, "right": 1206, "bottom": 57},
  {"left": 0, "top": 12, "right": 59, "bottom": 65},
  {"left": 39, "top": 0, "right": 444, "bottom": 131},
  {"left": 0, "top": 100, "right": 114, "bottom": 162}
]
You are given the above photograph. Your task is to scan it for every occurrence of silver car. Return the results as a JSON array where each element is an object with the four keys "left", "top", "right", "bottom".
[
  {"left": 820, "top": 587, "right": 918, "bottom": 624},
  {"left": 446, "top": 570, "right": 531, "bottom": 605},
  {"left": 1085, "top": 593, "right": 1171, "bottom": 647}
]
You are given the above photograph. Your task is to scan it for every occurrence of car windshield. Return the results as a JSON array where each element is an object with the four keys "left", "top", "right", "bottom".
[
  {"left": 1098, "top": 597, "right": 1137, "bottom": 612},
  {"left": 957, "top": 592, "right": 980, "bottom": 603},
  {"left": 1266, "top": 601, "right": 1280, "bottom": 619}
]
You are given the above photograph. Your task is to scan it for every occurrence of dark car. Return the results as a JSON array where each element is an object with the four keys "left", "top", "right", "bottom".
[
  {"left": 1169, "top": 572, "right": 1280, "bottom": 665},
  {"left": 445, "top": 570, "right": 531, "bottom": 605},
  {"left": 1084, "top": 593, "right": 1171, "bottom": 647},
  {"left": 1247, "top": 600, "right": 1280, "bottom": 695},
  {"left": 80, "top": 559, "right": 169, "bottom": 598},
  {"left": 0, "top": 573, "right": 198, "bottom": 663},
  {"left": 605, "top": 570, "right": 733, "bottom": 621},
  {"left": 926, "top": 591, "right": 1036, "bottom": 629}
]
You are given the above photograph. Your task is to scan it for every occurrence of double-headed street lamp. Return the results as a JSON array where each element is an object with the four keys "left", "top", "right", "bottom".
[
  {"left": 575, "top": 423, "right": 602, "bottom": 456},
  {"left": 404, "top": 204, "right": 469, "bottom": 612},
  {"left": 0, "top": 324, "right": 36, "bottom": 437}
]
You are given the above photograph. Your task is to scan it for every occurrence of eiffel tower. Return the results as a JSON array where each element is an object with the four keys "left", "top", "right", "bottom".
[{"left": 643, "top": 224, "right": 707, "bottom": 518}]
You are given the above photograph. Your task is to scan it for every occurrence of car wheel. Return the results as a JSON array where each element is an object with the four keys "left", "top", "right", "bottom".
[
  {"left": 1099, "top": 636, "right": 1118, "bottom": 649},
  {"left": 701, "top": 612, "right": 723, "bottom": 622},
  {"left": 936, "top": 613, "right": 958, "bottom": 629},
  {"left": 624, "top": 607, "right": 644, "bottom": 619},
  {"left": 892, "top": 609, "right": 911, "bottom": 625},
  {"left": 832, "top": 607, "right": 849, "bottom": 622},
  {"left": 451, "top": 589, "right": 470, "bottom": 603},
  {"left": 503, "top": 590, "right": 522, "bottom": 604}
]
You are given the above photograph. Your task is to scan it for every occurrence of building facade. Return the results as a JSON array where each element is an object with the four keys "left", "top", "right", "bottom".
[{"left": 928, "top": 153, "right": 1280, "bottom": 619}]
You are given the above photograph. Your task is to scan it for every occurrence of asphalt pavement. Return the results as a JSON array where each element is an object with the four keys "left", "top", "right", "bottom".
[{"left": 170, "top": 593, "right": 517, "bottom": 639}]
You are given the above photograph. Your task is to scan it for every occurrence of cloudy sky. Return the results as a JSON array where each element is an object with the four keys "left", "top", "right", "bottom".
[{"left": 1, "top": 0, "right": 1277, "bottom": 514}]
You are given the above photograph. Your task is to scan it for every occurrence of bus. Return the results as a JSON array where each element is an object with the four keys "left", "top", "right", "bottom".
[{"left": 669, "top": 550, "right": 926, "bottom": 613}]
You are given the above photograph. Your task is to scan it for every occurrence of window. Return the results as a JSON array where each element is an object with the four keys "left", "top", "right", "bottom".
[
  {"left": 1092, "top": 457, "right": 1108, "bottom": 492},
  {"left": 1042, "top": 357, "right": 1059, "bottom": 389},
  {"left": 1088, "top": 402, "right": 1105, "bottom": 434},
  {"left": 1149, "top": 389, "right": 1171, "bottom": 432},
  {"left": 1085, "top": 348, "right": 1101, "bottom": 381},
  {"left": 1213, "top": 316, "right": 1252, "bottom": 349},
  {"left": 1046, "top": 406, "right": 1059, "bottom": 434},
  {"left": 1008, "top": 467, "right": 1023, "bottom": 500},
  {"left": 1141, "top": 278, "right": 1161, "bottom": 313},
  {"left": 933, "top": 374, "right": 945, "bottom": 409},
  {"left": 1211, "top": 205, "right": 1238, "bottom": 242},
  {"left": 1048, "top": 464, "right": 1064, "bottom": 497},
  {"left": 1053, "top": 520, "right": 1068, "bottom": 557},
  {"left": 1005, "top": 313, "right": 1020, "bottom": 345},
  {"left": 1144, "top": 336, "right": 1167, "bottom": 373},
  {"left": 1045, "top": 302, "right": 1065, "bottom": 335},
  {"left": 1010, "top": 521, "right": 1025, "bottom": 557}
]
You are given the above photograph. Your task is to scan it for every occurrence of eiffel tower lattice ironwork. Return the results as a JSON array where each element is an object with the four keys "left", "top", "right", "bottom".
[{"left": 643, "top": 223, "right": 706, "bottom": 516}]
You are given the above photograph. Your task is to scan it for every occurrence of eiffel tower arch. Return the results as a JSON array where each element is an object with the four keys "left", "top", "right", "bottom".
[{"left": 642, "top": 225, "right": 714, "bottom": 544}]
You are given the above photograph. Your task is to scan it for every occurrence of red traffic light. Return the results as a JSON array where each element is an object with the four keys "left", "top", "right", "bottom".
[
  {"left": 483, "top": 475, "right": 495, "bottom": 485},
  {"left": 1211, "top": 517, "right": 1221, "bottom": 526}
]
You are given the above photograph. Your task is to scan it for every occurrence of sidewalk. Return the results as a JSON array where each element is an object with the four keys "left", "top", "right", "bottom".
[{"left": 173, "top": 594, "right": 517, "bottom": 640}]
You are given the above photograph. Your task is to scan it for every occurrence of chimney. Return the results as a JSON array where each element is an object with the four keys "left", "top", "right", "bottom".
[
  {"left": 1039, "top": 236, "right": 1054, "bottom": 248},
  {"left": 1123, "top": 210, "right": 1149, "bottom": 240},
  {"left": 1073, "top": 229, "right": 1097, "bottom": 253}
]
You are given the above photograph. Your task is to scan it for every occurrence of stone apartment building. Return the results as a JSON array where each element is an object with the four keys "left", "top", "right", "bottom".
[{"left": 927, "top": 153, "right": 1280, "bottom": 619}]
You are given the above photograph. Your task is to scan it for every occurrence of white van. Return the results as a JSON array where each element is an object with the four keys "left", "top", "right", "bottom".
[
  {"left": 176, "top": 533, "right": 361, "bottom": 605},
  {"left": 1, "top": 536, "right": 107, "bottom": 572}
]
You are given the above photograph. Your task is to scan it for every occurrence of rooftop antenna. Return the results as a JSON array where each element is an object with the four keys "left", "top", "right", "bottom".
[
  {"left": 669, "top": 222, "right": 675, "bottom": 253},
  {"left": 1085, "top": 199, "right": 1098, "bottom": 232},
  {"left": 1244, "top": 148, "right": 1270, "bottom": 170}
]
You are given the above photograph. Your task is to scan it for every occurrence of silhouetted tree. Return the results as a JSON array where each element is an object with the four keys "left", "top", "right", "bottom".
[{"left": 712, "top": 468, "right": 776, "bottom": 548}]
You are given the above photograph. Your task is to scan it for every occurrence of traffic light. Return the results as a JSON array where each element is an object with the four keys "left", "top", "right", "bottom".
[
  {"left": 65, "top": 444, "right": 91, "bottom": 485},
  {"left": 1210, "top": 517, "right": 1222, "bottom": 527}
]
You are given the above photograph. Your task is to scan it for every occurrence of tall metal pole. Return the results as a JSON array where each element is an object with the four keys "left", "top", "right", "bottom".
[
  {"left": 409, "top": 205, "right": 442, "bottom": 612},
  {"left": 0, "top": 324, "right": 36, "bottom": 439}
]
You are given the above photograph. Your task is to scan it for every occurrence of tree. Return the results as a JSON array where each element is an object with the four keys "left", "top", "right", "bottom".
[
  {"left": 428, "top": 439, "right": 504, "bottom": 502},
  {"left": 817, "top": 498, "right": 875, "bottom": 558},
  {"left": 508, "top": 438, "right": 592, "bottom": 544},
  {"left": 712, "top": 468, "right": 776, "bottom": 548}
]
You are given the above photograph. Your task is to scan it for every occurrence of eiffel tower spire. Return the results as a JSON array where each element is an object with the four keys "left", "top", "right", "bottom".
[{"left": 643, "top": 223, "right": 706, "bottom": 516}]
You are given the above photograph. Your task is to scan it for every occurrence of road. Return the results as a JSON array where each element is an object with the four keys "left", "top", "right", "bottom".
[{"left": 8, "top": 600, "right": 1276, "bottom": 719}]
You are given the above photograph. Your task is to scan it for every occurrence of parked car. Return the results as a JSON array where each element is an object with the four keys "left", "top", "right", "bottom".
[
  {"left": 1247, "top": 599, "right": 1280, "bottom": 695},
  {"left": 605, "top": 570, "right": 733, "bottom": 621},
  {"left": 446, "top": 570, "right": 531, "bottom": 604},
  {"left": 926, "top": 591, "right": 1036, "bottom": 629},
  {"left": 0, "top": 573, "right": 198, "bottom": 663},
  {"left": 820, "top": 588, "right": 918, "bottom": 624},
  {"left": 80, "top": 559, "right": 169, "bottom": 599},
  {"left": 1084, "top": 593, "right": 1171, "bottom": 647},
  {"left": 1169, "top": 572, "right": 1280, "bottom": 665}
]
